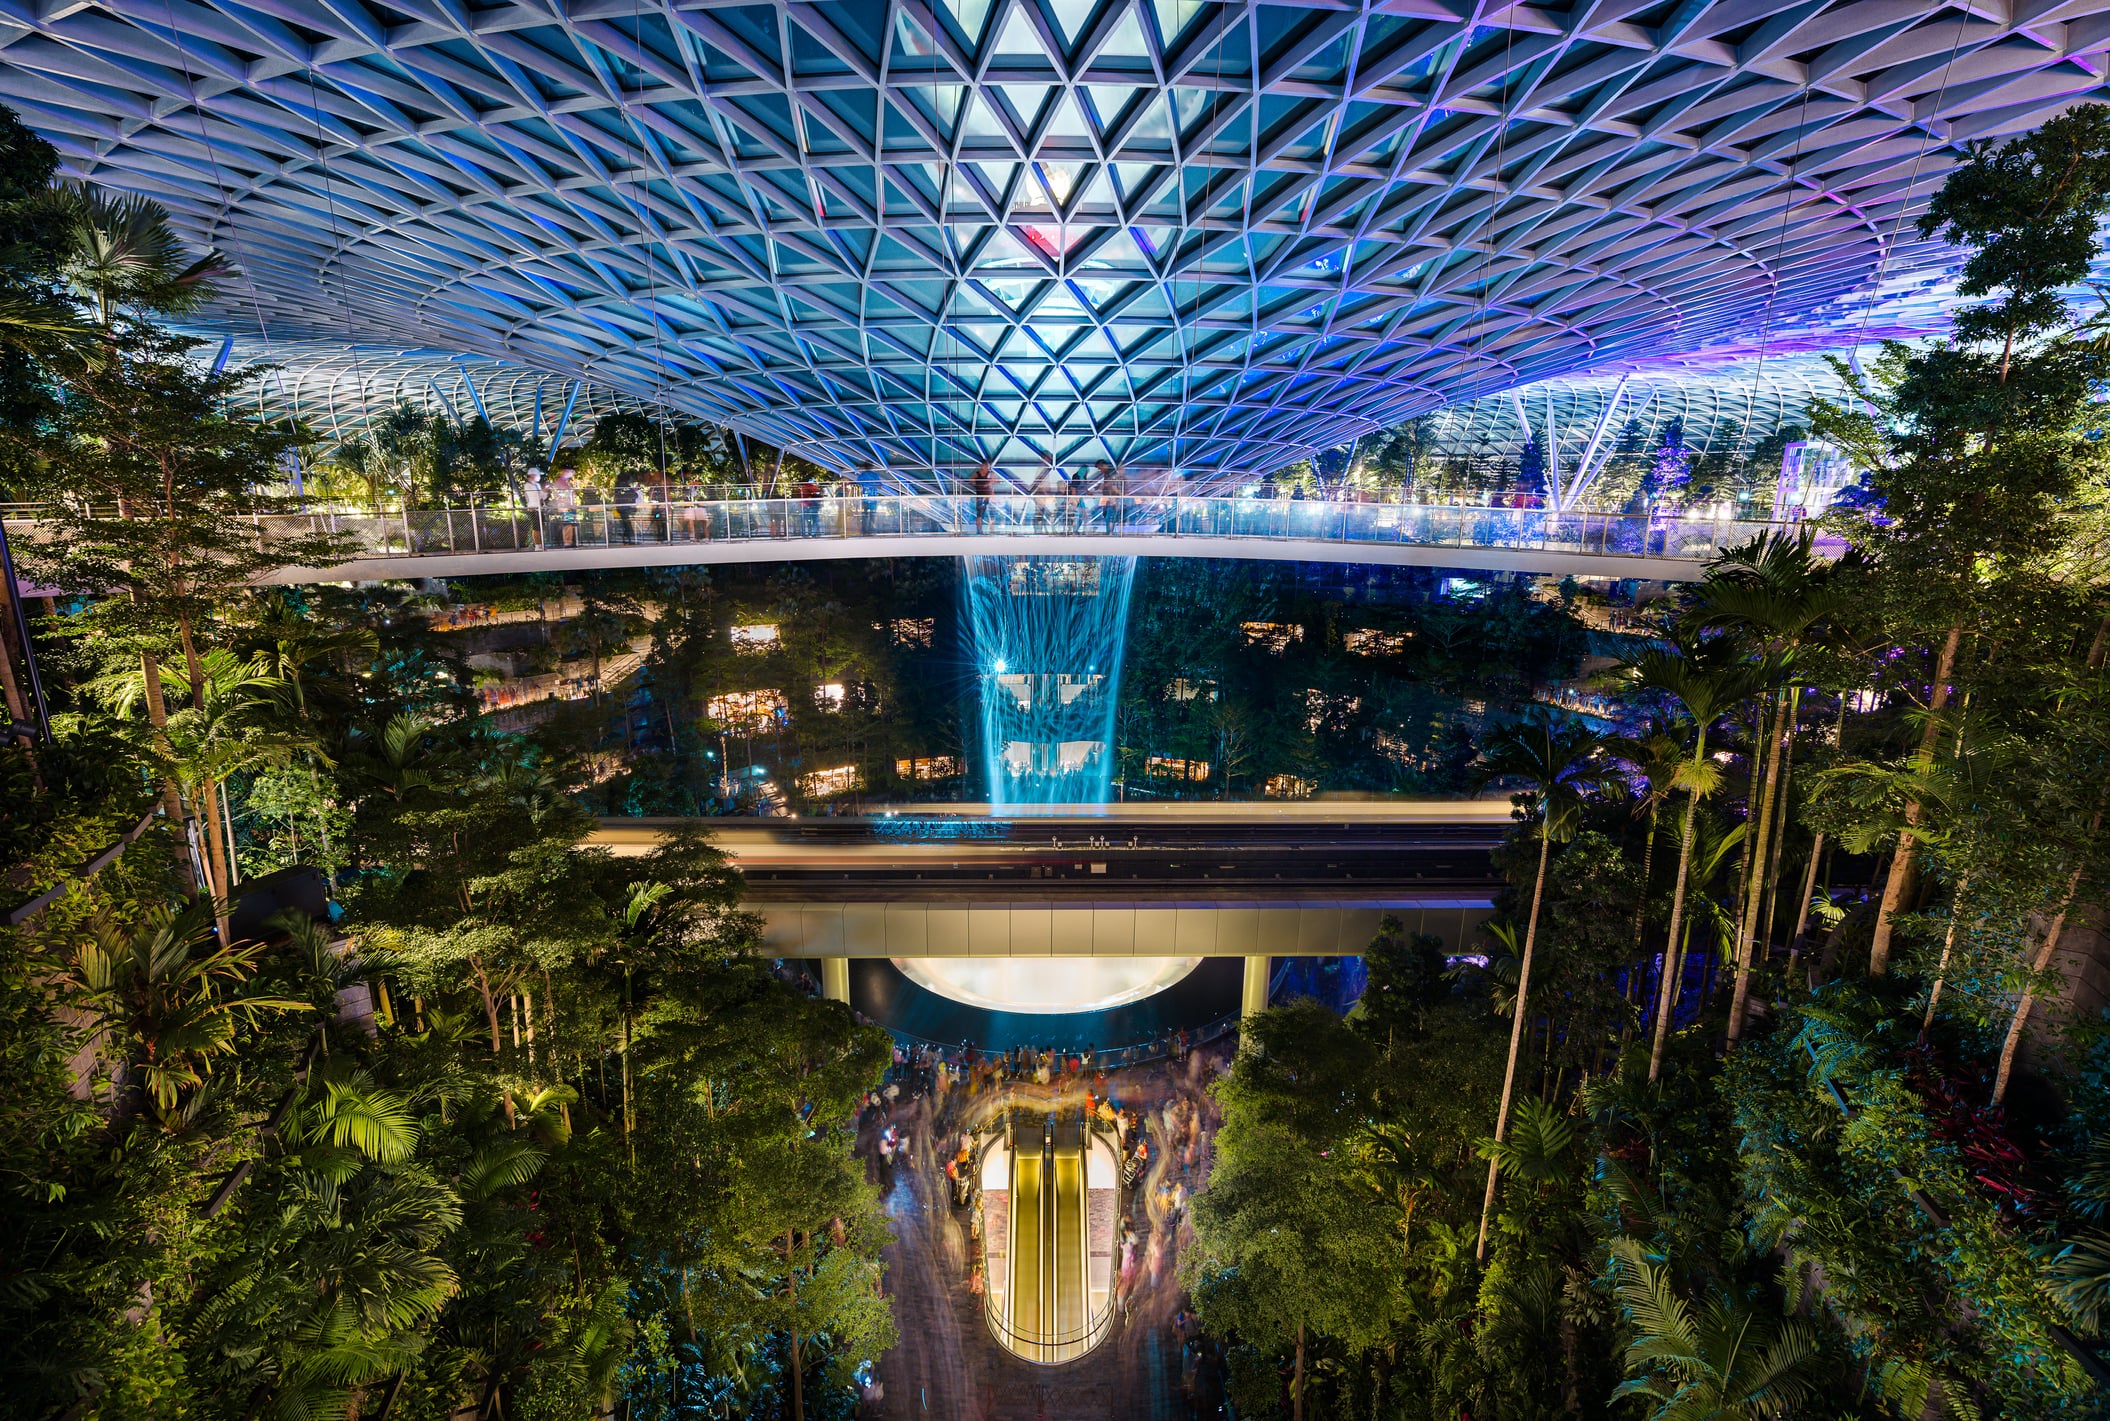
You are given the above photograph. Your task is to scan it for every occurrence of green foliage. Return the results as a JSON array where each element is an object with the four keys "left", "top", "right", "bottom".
[{"left": 1732, "top": 987, "right": 2095, "bottom": 1416}]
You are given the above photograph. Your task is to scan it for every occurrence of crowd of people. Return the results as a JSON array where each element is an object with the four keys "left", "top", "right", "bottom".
[{"left": 824, "top": 969, "right": 1234, "bottom": 1413}]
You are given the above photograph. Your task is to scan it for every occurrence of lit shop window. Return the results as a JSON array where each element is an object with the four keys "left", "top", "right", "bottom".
[
  {"left": 1303, "top": 689, "right": 1362, "bottom": 732},
  {"left": 798, "top": 764, "right": 862, "bottom": 798},
  {"left": 705, "top": 688, "right": 787, "bottom": 733},
  {"left": 1147, "top": 755, "right": 1212, "bottom": 782},
  {"left": 1007, "top": 561, "right": 1101, "bottom": 596},
  {"left": 1240, "top": 621, "right": 1303, "bottom": 652},
  {"left": 1343, "top": 628, "right": 1411, "bottom": 655},
  {"left": 895, "top": 755, "right": 963, "bottom": 781},
  {"left": 729, "top": 623, "right": 781, "bottom": 653},
  {"left": 1265, "top": 773, "right": 1315, "bottom": 799},
  {"left": 888, "top": 617, "right": 935, "bottom": 647}
]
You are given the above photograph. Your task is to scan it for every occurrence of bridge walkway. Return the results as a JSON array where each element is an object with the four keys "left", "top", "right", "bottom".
[{"left": 7, "top": 496, "right": 1804, "bottom": 585}]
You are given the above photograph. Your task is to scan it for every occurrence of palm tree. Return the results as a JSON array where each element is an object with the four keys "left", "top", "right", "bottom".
[
  {"left": 190, "top": 1066, "right": 463, "bottom": 1419},
  {"left": 56, "top": 186, "right": 226, "bottom": 332},
  {"left": 1606, "top": 1238, "right": 1822, "bottom": 1419},
  {"left": 94, "top": 649, "right": 317, "bottom": 937},
  {"left": 1611, "top": 724, "right": 1688, "bottom": 994},
  {"left": 1469, "top": 712, "right": 1610, "bottom": 1259},
  {"left": 65, "top": 900, "right": 310, "bottom": 1118},
  {"left": 1690, "top": 531, "right": 1854, "bottom": 1045},
  {"left": 1625, "top": 635, "right": 1767, "bottom": 1081}
]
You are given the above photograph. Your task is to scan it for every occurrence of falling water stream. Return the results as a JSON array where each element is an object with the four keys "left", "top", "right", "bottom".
[{"left": 960, "top": 554, "right": 1138, "bottom": 808}]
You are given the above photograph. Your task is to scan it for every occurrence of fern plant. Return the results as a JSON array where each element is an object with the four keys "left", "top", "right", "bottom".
[{"left": 1605, "top": 1237, "right": 1822, "bottom": 1420}]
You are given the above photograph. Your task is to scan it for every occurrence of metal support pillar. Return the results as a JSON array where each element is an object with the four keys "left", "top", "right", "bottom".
[
  {"left": 1241, "top": 954, "right": 1270, "bottom": 1020},
  {"left": 822, "top": 957, "right": 850, "bottom": 1005}
]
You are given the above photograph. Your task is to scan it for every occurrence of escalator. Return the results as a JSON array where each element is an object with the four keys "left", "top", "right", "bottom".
[{"left": 983, "top": 1110, "right": 1117, "bottom": 1364}]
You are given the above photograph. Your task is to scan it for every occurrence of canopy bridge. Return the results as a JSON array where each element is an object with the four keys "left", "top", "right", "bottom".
[{"left": 5, "top": 497, "right": 1809, "bottom": 586}]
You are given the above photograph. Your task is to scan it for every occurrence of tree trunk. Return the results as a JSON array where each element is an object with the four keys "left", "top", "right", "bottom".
[
  {"left": 1293, "top": 1320, "right": 1306, "bottom": 1421},
  {"left": 1629, "top": 809, "right": 1659, "bottom": 973},
  {"left": 1729, "top": 688, "right": 1793, "bottom": 1045},
  {"left": 1477, "top": 824, "right": 1552, "bottom": 1260},
  {"left": 1993, "top": 869, "right": 2084, "bottom": 1104},
  {"left": 1756, "top": 697, "right": 1802, "bottom": 960},
  {"left": 786, "top": 1228, "right": 804, "bottom": 1421},
  {"left": 1788, "top": 698, "right": 1850, "bottom": 971},
  {"left": 199, "top": 776, "right": 233, "bottom": 941},
  {"left": 1648, "top": 788, "right": 1703, "bottom": 1082},
  {"left": 1727, "top": 708, "right": 1760, "bottom": 952},
  {"left": 1870, "top": 624, "right": 1962, "bottom": 975},
  {"left": 139, "top": 649, "right": 197, "bottom": 892},
  {"left": 622, "top": 968, "right": 635, "bottom": 1167},
  {"left": 469, "top": 955, "right": 502, "bottom": 1054},
  {"left": 1785, "top": 833, "right": 1825, "bottom": 972},
  {"left": 1921, "top": 874, "right": 1971, "bottom": 1041}
]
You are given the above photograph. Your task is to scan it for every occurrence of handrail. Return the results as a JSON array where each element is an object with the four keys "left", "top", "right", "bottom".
[
  {"left": 4, "top": 495, "right": 1815, "bottom": 570},
  {"left": 978, "top": 1115, "right": 1124, "bottom": 1361},
  {"left": 878, "top": 1009, "right": 1241, "bottom": 1067}
]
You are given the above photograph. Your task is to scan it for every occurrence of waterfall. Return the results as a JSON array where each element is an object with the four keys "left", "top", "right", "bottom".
[{"left": 961, "top": 555, "right": 1138, "bottom": 808}]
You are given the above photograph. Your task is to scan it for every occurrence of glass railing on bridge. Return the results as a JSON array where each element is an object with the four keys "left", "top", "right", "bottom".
[{"left": 5, "top": 494, "right": 1817, "bottom": 569}]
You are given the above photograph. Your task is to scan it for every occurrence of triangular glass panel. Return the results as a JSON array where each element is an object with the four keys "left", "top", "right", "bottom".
[
  {"left": 1075, "top": 167, "right": 1116, "bottom": 210},
  {"left": 961, "top": 90, "right": 1011, "bottom": 141},
  {"left": 942, "top": 0, "right": 995, "bottom": 47},
  {"left": 1084, "top": 85, "right": 1140, "bottom": 132},
  {"left": 979, "top": 229, "right": 1043, "bottom": 269},
  {"left": 1071, "top": 328, "right": 1116, "bottom": 359},
  {"left": 905, "top": 84, "right": 965, "bottom": 138},
  {"left": 1152, "top": 0, "right": 1204, "bottom": 49},
  {"left": 1038, "top": 161, "right": 1086, "bottom": 205},
  {"left": 1127, "top": 95, "right": 1173, "bottom": 144},
  {"left": 1017, "top": 223, "right": 1076, "bottom": 260},
  {"left": 1043, "top": 91, "right": 1094, "bottom": 142},
  {"left": 1111, "top": 162, "right": 1160, "bottom": 201},
  {"left": 1099, "top": 8, "right": 1149, "bottom": 60},
  {"left": 1047, "top": 0, "right": 1097, "bottom": 50},
  {"left": 999, "top": 84, "right": 1053, "bottom": 126},
  {"left": 992, "top": 4, "right": 1046, "bottom": 58},
  {"left": 894, "top": 10, "right": 939, "bottom": 60}
]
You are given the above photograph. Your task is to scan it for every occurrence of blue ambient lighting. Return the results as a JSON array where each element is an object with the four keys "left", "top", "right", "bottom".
[{"left": 962, "top": 555, "right": 1138, "bottom": 808}]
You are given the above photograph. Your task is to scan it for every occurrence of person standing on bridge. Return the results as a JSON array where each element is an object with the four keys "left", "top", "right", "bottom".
[
  {"left": 855, "top": 461, "right": 882, "bottom": 535},
  {"left": 522, "top": 467, "right": 545, "bottom": 548},
  {"left": 552, "top": 469, "right": 579, "bottom": 546},
  {"left": 972, "top": 461, "right": 994, "bottom": 532},
  {"left": 612, "top": 474, "right": 638, "bottom": 544}
]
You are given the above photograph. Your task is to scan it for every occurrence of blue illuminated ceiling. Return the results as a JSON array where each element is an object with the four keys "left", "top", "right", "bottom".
[{"left": 4, "top": 1, "right": 2106, "bottom": 477}]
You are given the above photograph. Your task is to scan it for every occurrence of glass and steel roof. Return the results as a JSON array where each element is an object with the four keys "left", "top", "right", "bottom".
[{"left": 4, "top": 1, "right": 2103, "bottom": 476}]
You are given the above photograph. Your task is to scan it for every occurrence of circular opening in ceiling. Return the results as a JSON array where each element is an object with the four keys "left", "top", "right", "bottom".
[{"left": 890, "top": 957, "right": 1202, "bottom": 1014}]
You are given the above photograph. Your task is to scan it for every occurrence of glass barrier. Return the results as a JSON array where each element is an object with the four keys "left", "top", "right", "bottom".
[{"left": 196, "top": 496, "right": 1796, "bottom": 567}]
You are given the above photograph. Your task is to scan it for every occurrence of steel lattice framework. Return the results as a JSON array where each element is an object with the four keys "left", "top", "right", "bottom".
[
  {"left": 227, "top": 341, "right": 644, "bottom": 444},
  {"left": 5, "top": 1, "right": 2108, "bottom": 479}
]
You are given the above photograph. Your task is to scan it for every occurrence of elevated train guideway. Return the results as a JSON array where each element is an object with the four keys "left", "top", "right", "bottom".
[
  {"left": 980, "top": 1109, "right": 1119, "bottom": 1365},
  {"left": 588, "top": 804, "right": 1508, "bottom": 1013},
  {"left": 0, "top": 500, "right": 1811, "bottom": 586}
]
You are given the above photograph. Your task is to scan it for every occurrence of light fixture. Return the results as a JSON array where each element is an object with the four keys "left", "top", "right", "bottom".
[{"left": 893, "top": 956, "right": 1199, "bottom": 1013}]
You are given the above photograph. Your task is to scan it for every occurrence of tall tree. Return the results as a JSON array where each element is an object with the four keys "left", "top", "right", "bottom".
[
  {"left": 1689, "top": 530, "right": 1854, "bottom": 1043},
  {"left": 1816, "top": 106, "right": 2110, "bottom": 977},
  {"left": 1624, "top": 636, "right": 1765, "bottom": 1081},
  {"left": 1469, "top": 713, "right": 1609, "bottom": 1259}
]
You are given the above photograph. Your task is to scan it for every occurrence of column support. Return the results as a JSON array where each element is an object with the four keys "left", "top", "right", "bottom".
[
  {"left": 1241, "top": 954, "right": 1270, "bottom": 1020},
  {"left": 822, "top": 956, "right": 850, "bottom": 1005}
]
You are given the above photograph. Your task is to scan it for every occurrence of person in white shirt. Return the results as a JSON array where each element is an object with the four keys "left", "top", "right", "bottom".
[{"left": 522, "top": 467, "right": 546, "bottom": 547}]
